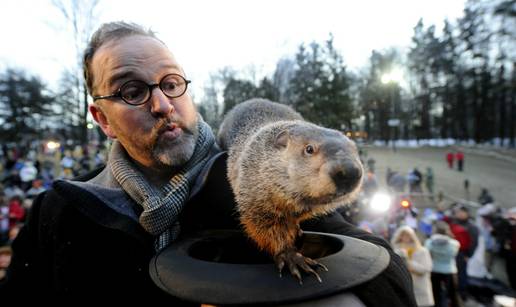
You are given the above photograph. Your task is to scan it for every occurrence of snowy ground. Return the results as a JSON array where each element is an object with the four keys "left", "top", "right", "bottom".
[{"left": 362, "top": 146, "right": 516, "bottom": 210}]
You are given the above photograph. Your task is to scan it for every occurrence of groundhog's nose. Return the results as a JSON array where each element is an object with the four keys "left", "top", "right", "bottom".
[{"left": 331, "top": 161, "right": 362, "bottom": 192}]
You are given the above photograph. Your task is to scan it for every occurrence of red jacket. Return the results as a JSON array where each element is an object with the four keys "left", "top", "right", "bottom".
[
  {"left": 449, "top": 222, "right": 471, "bottom": 252},
  {"left": 8, "top": 199, "right": 25, "bottom": 228}
]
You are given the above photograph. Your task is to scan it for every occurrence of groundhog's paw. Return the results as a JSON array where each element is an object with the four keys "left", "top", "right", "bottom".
[{"left": 274, "top": 249, "right": 328, "bottom": 284}]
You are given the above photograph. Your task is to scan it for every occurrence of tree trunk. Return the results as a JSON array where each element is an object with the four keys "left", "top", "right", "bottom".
[
  {"left": 456, "top": 78, "right": 469, "bottom": 140},
  {"left": 420, "top": 77, "right": 431, "bottom": 139},
  {"left": 82, "top": 84, "right": 89, "bottom": 143},
  {"left": 472, "top": 69, "right": 483, "bottom": 143},
  {"left": 510, "top": 62, "right": 516, "bottom": 148},
  {"left": 480, "top": 64, "right": 493, "bottom": 142},
  {"left": 441, "top": 84, "right": 452, "bottom": 139},
  {"left": 497, "top": 64, "right": 506, "bottom": 146}
]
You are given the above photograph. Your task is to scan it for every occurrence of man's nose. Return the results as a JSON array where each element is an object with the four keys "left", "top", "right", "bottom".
[{"left": 149, "top": 87, "right": 174, "bottom": 117}]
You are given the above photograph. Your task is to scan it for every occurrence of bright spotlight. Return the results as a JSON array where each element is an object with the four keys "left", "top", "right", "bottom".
[
  {"left": 370, "top": 192, "right": 392, "bottom": 213},
  {"left": 46, "top": 141, "right": 61, "bottom": 150},
  {"left": 400, "top": 199, "right": 411, "bottom": 208}
]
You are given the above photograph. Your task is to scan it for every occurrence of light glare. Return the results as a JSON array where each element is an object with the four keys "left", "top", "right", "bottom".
[
  {"left": 370, "top": 192, "right": 392, "bottom": 213},
  {"left": 381, "top": 68, "right": 404, "bottom": 84},
  {"left": 46, "top": 141, "right": 60, "bottom": 150}
]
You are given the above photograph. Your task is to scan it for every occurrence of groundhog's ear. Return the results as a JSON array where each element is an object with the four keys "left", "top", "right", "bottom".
[{"left": 274, "top": 130, "right": 289, "bottom": 148}]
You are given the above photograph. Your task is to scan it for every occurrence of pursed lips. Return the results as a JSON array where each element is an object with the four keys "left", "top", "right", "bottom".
[{"left": 160, "top": 122, "right": 183, "bottom": 140}]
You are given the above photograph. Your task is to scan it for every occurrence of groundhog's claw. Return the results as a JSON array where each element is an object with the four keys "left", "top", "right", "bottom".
[
  {"left": 304, "top": 257, "right": 329, "bottom": 272},
  {"left": 274, "top": 250, "right": 326, "bottom": 284}
]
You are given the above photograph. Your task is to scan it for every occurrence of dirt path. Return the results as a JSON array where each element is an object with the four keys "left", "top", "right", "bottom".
[{"left": 362, "top": 146, "right": 516, "bottom": 210}]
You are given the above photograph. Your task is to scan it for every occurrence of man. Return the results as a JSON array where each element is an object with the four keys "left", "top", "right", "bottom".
[
  {"left": 446, "top": 204, "right": 479, "bottom": 300},
  {"left": 0, "top": 22, "right": 415, "bottom": 305},
  {"left": 408, "top": 167, "right": 423, "bottom": 193},
  {"left": 456, "top": 150, "right": 465, "bottom": 172}
]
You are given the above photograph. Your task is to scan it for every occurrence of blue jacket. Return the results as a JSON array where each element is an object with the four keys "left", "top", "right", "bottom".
[{"left": 425, "top": 234, "right": 460, "bottom": 274}]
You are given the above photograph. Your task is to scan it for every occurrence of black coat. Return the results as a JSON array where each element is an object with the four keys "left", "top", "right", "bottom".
[{"left": 0, "top": 153, "right": 415, "bottom": 306}]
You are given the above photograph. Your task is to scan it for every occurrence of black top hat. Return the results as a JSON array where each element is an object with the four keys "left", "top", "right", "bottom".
[{"left": 149, "top": 230, "right": 389, "bottom": 305}]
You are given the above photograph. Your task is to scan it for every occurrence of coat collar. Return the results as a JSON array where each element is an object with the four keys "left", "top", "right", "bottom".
[{"left": 52, "top": 145, "right": 226, "bottom": 248}]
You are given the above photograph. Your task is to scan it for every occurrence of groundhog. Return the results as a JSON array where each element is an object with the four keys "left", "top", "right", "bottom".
[{"left": 217, "top": 98, "right": 363, "bottom": 283}]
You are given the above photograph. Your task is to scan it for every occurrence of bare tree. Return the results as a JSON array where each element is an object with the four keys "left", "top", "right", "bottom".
[{"left": 51, "top": 0, "right": 100, "bottom": 144}]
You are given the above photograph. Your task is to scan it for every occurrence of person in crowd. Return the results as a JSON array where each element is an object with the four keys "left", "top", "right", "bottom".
[
  {"left": 446, "top": 151, "right": 454, "bottom": 169},
  {"left": 19, "top": 159, "right": 38, "bottom": 191},
  {"left": 408, "top": 168, "right": 423, "bottom": 193},
  {"left": 362, "top": 169, "right": 379, "bottom": 197},
  {"left": 434, "top": 192, "right": 447, "bottom": 218},
  {"left": 7, "top": 196, "right": 25, "bottom": 229},
  {"left": 25, "top": 178, "right": 46, "bottom": 199},
  {"left": 464, "top": 179, "right": 470, "bottom": 200},
  {"left": 39, "top": 163, "right": 55, "bottom": 190},
  {"left": 0, "top": 21, "right": 416, "bottom": 305},
  {"left": 93, "top": 150, "right": 106, "bottom": 168},
  {"left": 387, "top": 168, "right": 407, "bottom": 193},
  {"left": 6, "top": 223, "right": 22, "bottom": 246},
  {"left": 446, "top": 204, "right": 479, "bottom": 300},
  {"left": 2, "top": 176, "right": 24, "bottom": 200},
  {"left": 425, "top": 220, "right": 463, "bottom": 307},
  {"left": 367, "top": 157, "right": 376, "bottom": 173},
  {"left": 3, "top": 148, "right": 19, "bottom": 172},
  {"left": 0, "top": 199, "right": 9, "bottom": 246},
  {"left": 456, "top": 150, "right": 464, "bottom": 172},
  {"left": 478, "top": 188, "right": 494, "bottom": 206},
  {"left": 425, "top": 167, "right": 434, "bottom": 198},
  {"left": 0, "top": 246, "right": 12, "bottom": 280},
  {"left": 392, "top": 226, "right": 434, "bottom": 307},
  {"left": 496, "top": 207, "right": 516, "bottom": 290},
  {"left": 466, "top": 204, "right": 495, "bottom": 280},
  {"left": 60, "top": 150, "right": 76, "bottom": 179}
]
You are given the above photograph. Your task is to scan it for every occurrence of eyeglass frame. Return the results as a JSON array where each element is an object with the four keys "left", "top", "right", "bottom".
[{"left": 92, "top": 73, "right": 192, "bottom": 106}]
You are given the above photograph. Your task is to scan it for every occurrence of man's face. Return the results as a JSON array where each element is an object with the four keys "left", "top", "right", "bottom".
[
  {"left": 0, "top": 253, "right": 11, "bottom": 269},
  {"left": 455, "top": 209, "right": 468, "bottom": 221},
  {"left": 89, "top": 35, "right": 198, "bottom": 169}
]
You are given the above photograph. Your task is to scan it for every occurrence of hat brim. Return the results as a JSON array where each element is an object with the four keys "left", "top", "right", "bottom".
[{"left": 149, "top": 230, "right": 389, "bottom": 305}]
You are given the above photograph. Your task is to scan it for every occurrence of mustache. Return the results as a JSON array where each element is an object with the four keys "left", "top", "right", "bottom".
[{"left": 153, "top": 117, "right": 193, "bottom": 136}]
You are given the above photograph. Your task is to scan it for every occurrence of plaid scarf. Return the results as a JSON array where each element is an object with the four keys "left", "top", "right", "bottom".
[{"left": 110, "top": 119, "right": 215, "bottom": 251}]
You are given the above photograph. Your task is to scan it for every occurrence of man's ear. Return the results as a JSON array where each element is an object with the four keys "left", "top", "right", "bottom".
[{"left": 89, "top": 104, "right": 116, "bottom": 139}]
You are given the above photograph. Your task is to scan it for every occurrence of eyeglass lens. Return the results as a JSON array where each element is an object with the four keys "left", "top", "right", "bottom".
[{"left": 120, "top": 74, "right": 187, "bottom": 105}]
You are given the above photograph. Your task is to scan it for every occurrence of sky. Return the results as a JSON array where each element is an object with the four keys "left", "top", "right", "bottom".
[{"left": 0, "top": 0, "right": 466, "bottom": 98}]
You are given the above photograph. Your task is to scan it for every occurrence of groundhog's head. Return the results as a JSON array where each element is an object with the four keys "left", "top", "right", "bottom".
[{"left": 274, "top": 122, "right": 363, "bottom": 211}]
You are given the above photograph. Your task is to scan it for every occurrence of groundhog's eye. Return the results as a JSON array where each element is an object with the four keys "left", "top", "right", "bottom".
[{"left": 305, "top": 144, "right": 315, "bottom": 155}]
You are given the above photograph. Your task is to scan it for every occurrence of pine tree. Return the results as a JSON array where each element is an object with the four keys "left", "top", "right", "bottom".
[
  {"left": 0, "top": 69, "right": 55, "bottom": 145},
  {"left": 286, "top": 35, "right": 353, "bottom": 129}
]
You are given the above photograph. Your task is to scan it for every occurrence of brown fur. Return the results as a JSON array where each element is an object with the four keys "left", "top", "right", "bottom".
[{"left": 218, "top": 98, "right": 363, "bottom": 258}]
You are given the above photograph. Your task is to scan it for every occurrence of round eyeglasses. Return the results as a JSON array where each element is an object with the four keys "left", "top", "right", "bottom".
[{"left": 93, "top": 73, "right": 191, "bottom": 106}]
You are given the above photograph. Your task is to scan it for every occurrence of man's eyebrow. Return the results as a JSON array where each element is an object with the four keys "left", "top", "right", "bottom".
[
  {"left": 107, "top": 64, "right": 184, "bottom": 87},
  {"left": 108, "top": 71, "right": 138, "bottom": 87}
]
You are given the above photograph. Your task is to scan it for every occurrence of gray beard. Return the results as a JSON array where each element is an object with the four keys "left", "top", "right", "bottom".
[{"left": 152, "top": 124, "right": 198, "bottom": 168}]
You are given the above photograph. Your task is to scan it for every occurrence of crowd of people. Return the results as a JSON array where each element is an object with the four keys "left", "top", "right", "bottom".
[
  {"left": 0, "top": 144, "right": 107, "bottom": 278},
  {"left": 358, "top": 153, "right": 516, "bottom": 306},
  {"left": 392, "top": 202, "right": 516, "bottom": 306}
]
